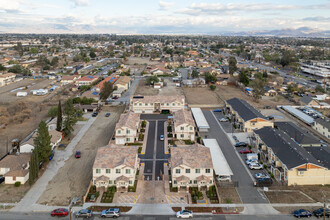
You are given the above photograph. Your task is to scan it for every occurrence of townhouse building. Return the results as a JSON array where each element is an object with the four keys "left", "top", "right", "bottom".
[
  {"left": 92, "top": 145, "right": 139, "bottom": 190},
  {"left": 313, "top": 117, "right": 330, "bottom": 140},
  {"left": 172, "top": 109, "right": 195, "bottom": 141},
  {"left": 115, "top": 112, "right": 141, "bottom": 145},
  {"left": 0, "top": 73, "right": 16, "bottom": 87},
  {"left": 170, "top": 144, "right": 214, "bottom": 190}
]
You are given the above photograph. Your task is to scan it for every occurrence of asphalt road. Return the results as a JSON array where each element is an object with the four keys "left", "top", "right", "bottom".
[
  {"left": 141, "top": 115, "right": 167, "bottom": 181},
  {"left": 0, "top": 212, "right": 299, "bottom": 220},
  {"left": 203, "top": 110, "right": 268, "bottom": 204}
]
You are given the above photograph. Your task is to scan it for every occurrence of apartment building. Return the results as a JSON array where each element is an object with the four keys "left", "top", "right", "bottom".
[
  {"left": 172, "top": 109, "right": 195, "bottom": 141},
  {"left": 226, "top": 98, "right": 273, "bottom": 132},
  {"left": 0, "top": 73, "right": 16, "bottom": 87},
  {"left": 115, "top": 112, "right": 141, "bottom": 145},
  {"left": 170, "top": 144, "right": 214, "bottom": 190},
  {"left": 254, "top": 127, "right": 330, "bottom": 186},
  {"left": 130, "top": 95, "right": 185, "bottom": 113},
  {"left": 313, "top": 118, "right": 330, "bottom": 140},
  {"left": 92, "top": 145, "right": 139, "bottom": 190}
]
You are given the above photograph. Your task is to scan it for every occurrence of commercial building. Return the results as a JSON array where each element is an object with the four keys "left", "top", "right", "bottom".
[
  {"left": 226, "top": 98, "right": 273, "bottom": 132},
  {"left": 92, "top": 145, "right": 139, "bottom": 190},
  {"left": 130, "top": 95, "right": 185, "bottom": 113},
  {"left": 170, "top": 144, "right": 214, "bottom": 190},
  {"left": 172, "top": 109, "right": 195, "bottom": 141}
]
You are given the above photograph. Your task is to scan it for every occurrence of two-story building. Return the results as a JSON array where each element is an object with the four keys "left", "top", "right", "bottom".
[
  {"left": 130, "top": 95, "right": 185, "bottom": 114},
  {"left": 226, "top": 98, "right": 273, "bottom": 132},
  {"left": 115, "top": 112, "right": 141, "bottom": 145},
  {"left": 313, "top": 117, "right": 330, "bottom": 140},
  {"left": 170, "top": 144, "right": 214, "bottom": 191},
  {"left": 114, "top": 76, "right": 131, "bottom": 91},
  {"left": 92, "top": 145, "right": 139, "bottom": 190},
  {"left": 0, "top": 73, "right": 16, "bottom": 87},
  {"left": 254, "top": 127, "right": 330, "bottom": 186},
  {"left": 172, "top": 109, "right": 195, "bottom": 141}
]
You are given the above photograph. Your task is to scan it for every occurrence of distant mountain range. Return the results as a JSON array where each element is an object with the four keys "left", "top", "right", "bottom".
[{"left": 221, "top": 27, "right": 330, "bottom": 38}]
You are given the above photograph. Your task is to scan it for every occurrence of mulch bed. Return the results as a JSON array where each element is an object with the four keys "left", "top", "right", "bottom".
[{"left": 87, "top": 206, "right": 132, "bottom": 212}]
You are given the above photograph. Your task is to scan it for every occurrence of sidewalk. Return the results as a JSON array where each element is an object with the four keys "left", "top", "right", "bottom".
[{"left": 11, "top": 117, "right": 97, "bottom": 213}]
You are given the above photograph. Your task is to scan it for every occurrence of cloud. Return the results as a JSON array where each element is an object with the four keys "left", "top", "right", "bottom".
[
  {"left": 159, "top": 1, "right": 174, "bottom": 11},
  {"left": 303, "top": 16, "right": 330, "bottom": 22},
  {"left": 0, "top": 0, "right": 21, "bottom": 13},
  {"left": 70, "top": 0, "right": 89, "bottom": 7}
]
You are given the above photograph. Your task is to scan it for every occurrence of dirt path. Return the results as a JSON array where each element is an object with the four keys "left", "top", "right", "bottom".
[{"left": 37, "top": 105, "right": 125, "bottom": 206}]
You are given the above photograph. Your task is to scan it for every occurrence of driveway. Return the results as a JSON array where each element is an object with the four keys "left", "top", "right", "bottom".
[
  {"left": 203, "top": 110, "right": 269, "bottom": 204},
  {"left": 116, "top": 77, "right": 141, "bottom": 103}
]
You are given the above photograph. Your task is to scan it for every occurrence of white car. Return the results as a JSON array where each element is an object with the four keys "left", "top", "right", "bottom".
[
  {"left": 249, "top": 163, "right": 263, "bottom": 170},
  {"left": 176, "top": 210, "right": 193, "bottom": 218},
  {"left": 246, "top": 159, "right": 258, "bottom": 165},
  {"left": 160, "top": 135, "right": 164, "bottom": 141},
  {"left": 216, "top": 175, "right": 231, "bottom": 182},
  {"left": 219, "top": 118, "right": 228, "bottom": 122}
]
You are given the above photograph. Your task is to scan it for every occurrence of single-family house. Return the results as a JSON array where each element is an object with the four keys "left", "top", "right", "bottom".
[
  {"left": 92, "top": 145, "right": 139, "bottom": 190},
  {"left": 0, "top": 153, "right": 30, "bottom": 184},
  {"left": 75, "top": 75, "right": 99, "bottom": 86},
  {"left": 170, "top": 144, "right": 214, "bottom": 190},
  {"left": 61, "top": 75, "right": 81, "bottom": 85},
  {"left": 300, "top": 96, "right": 320, "bottom": 107},
  {"left": 114, "top": 76, "right": 131, "bottom": 90},
  {"left": 172, "top": 109, "right": 195, "bottom": 141}
]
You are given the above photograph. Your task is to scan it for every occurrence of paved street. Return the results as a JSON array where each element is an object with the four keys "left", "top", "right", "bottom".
[
  {"left": 0, "top": 212, "right": 300, "bottom": 220},
  {"left": 116, "top": 76, "right": 141, "bottom": 103},
  {"left": 203, "top": 110, "right": 269, "bottom": 204}
]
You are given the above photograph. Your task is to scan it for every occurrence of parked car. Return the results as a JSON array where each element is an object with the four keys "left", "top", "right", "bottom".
[
  {"left": 213, "top": 109, "right": 222, "bottom": 112},
  {"left": 235, "top": 142, "right": 247, "bottom": 147},
  {"left": 176, "top": 210, "right": 193, "bottom": 218},
  {"left": 49, "top": 150, "right": 55, "bottom": 161},
  {"left": 75, "top": 150, "right": 81, "bottom": 158},
  {"left": 0, "top": 176, "right": 5, "bottom": 184},
  {"left": 105, "top": 113, "right": 111, "bottom": 117},
  {"left": 255, "top": 173, "right": 270, "bottom": 179},
  {"left": 293, "top": 209, "right": 312, "bottom": 218},
  {"left": 233, "top": 136, "right": 238, "bottom": 141},
  {"left": 219, "top": 118, "right": 228, "bottom": 122},
  {"left": 75, "top": 209, "right": 93, "bottom": 218},
  {"left": 100, "top": 208, "right": 120, "bottom": 218},
  {"left": 112, "top": 96, "right": 119, "bottom": 100},
  {"left": 58, "top": 144, "right": 67, "bottom": 148},
  {"left": 92, "top": 112, "right": 98, "bottom": 117},
  {"left": 249, "top": 163, "right": 263, "bottom": 170},
  {"left": 239, "top": 148, "right": 252, "bottom": 154},
  {"left": 160, "top": 135, "right": 164, "bottom": 141},
  {"left": 216, "top": 175, "right": 231, "bottom": 182},
  {"left": 313, "top": 208, "right": 330, "bottom": 218},
  {"left": 246, "top": 159, "right": 258, "bottom": 165},
  {"left": 51, "top": 208, "right": 69, "bottom": 217},
  {"left": 254, "top": 177, "right": 272, "bottom": 187}
]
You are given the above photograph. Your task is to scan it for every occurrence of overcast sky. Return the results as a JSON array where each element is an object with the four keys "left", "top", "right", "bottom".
[{"left": 0, "top": 0, "right": 329, "bottom": 34}]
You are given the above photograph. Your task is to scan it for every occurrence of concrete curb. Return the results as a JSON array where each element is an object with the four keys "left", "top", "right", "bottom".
[{"left": 141, "top": 120, "right": 149, "bottom": 154}]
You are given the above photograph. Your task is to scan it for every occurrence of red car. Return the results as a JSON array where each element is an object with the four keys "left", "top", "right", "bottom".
[
  {"left": 51, "top": 208, "right": 68, "bottom": 217},
  {"left": 75, "top": 150, "right": 81, "bottom": 158},
  {"left": 239, "top": 148, "right": 253, "bottom": 154}
]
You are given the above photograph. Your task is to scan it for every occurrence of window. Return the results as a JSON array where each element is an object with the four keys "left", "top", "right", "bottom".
[
  {"left": 126, "top": 169, "right": 131, "bottom": 174},
  {"left": 189, "top": 180, "right": 192, "bottom": 184},
  {"left": 129, "top": 180, "right": 133, "bottom": 184},
  {"left": 186, "top": 169, "right": 190, "bottom": 174},
  {"left": 109, "top": 180, "right": 112, "bottom": 184},
  {"left": 180, "top": 134, "right": 184, "bottom": 138},
  {"left": 205, "top": 169, "right": 211, "bottom": 173},
  {"left": 172, "top": 103, "right": 175, "bottom": 106},
  {"left": 176, "top": 169, "right": 180, "bottom": 174},
  {"left": 173, "top": 180, "right": 177, "bottom": 184},
  {"left": 106, "top": 169, "right": 111, "bottom": 174},
  {"left": 190, "top": 127, "right": 193, "bottom": 130},
  {"left": 117, "top": 130, "right": 121, "bottom": 134},
  {"left": 167, "top": 103, "right": 169, "bottom": 106},
  {"left": 116, "top": 169, "right": 121, "bottom": 174},
  {"left": 145, "top": 103, "right": 148, "bottom": 106},
  {"left": 134, "top": 103, "right": 137, "bottom": 106},
  {"left": 194, "top": 180, "right": 197, "bottom": 184},
  {"left": 195, "top": 169, "right": 200, "bottom": 173},
  {"left": 126, "top": 138, "right": 130, "bottom": 142},
  {"left": 127, "top": 129, "right": 130, "bottom": 134},
  {"left": 96, "top": 169, "right": 101, "bottom": 174},
  {"left": 139, "top": 103, "right": 142, "bottom": 106},
  {"left": 180, "top": 126, "right": 184, "bottom": 130},
  {"left": 209, "top": 180, "right": 212, "bottom": 184}
]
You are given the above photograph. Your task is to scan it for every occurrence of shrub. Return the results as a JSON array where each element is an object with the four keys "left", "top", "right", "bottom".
[
  {"left": 197, "top": 136, "right": 202, "bottom": 144},
  {"left": 168, "top": 133, "right": 173, "bottom": 138},
  {"left": 225, "top": 198, "right": 232, "bottom": 204},
  {"left": 141, "top": 120, "right": 146, "bottom": 128},
  {"left": 209, "top": 85, "right": 216, "bottom": 91},
  {"left": 248, "top": 145, "right": 252, "bottom": 150},
  {"left": 138, "top": 147, "right": 142, "bottom": 154},
  {"left": 184, "top": 140, "right": 194, "bottom": 145},
  {"left": 263, "top": 164, "right": 267, "bottom": 169},
  {"left": 14, "top": 181, "right": 21, "bottom": 187},
  {"left": 167, "top": 125, "right": 172, "bottom": 132}
]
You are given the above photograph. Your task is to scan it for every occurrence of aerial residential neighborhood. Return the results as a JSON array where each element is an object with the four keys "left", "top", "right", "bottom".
[{"left": 0, "top": 1, "right": 330, "bottom": 219}]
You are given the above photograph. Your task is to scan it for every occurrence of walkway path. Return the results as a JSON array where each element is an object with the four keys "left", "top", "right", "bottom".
[{"left": 11, "top": 117, "right": 97, "bottom": 212}]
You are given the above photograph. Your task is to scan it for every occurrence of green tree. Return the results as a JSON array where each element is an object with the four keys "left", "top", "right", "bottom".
[
  {"left": 63, "top": 98, "right": 77, "bottom": 136},
  {"left": 209, "top": 85, "right": 216, "bottom": 91},
  {"left": 229, "top": 56, "right": 237, "bottom": 75},
  {"left": 51, "top": 57, "right": 59, "bottom": 67},
  {"left": 250, "top": 78, "right": 265, "bottom": 101},
  {"left": 15, "top": 42, "right": 24, "bottom": 57},
  {"left": 0, "top": 64, "right": 6, "bottom": 71},
  {"left": 315, "top": 84, "right": 325, "bottom": 93},
  {"left": 56, "top": 100, "right": 62, "bottom": 131},
  {"left": 34, "top": 121, "right": 52, "bottom": 163},
  {"left": 204, "top": 72, "right": 217, "bottom": 84},
  {"left": 28, "top": 151, "right": 39, "bottom": 185},
  {"left": 192, "top": 69, "right": 199, "bottom": 78},
  {"left": 89, "top": 51, "right": 96, "bottom": 58},
  {"left": 99, "top": 81, "right": 114, "bottom": 101},
  {"left": 239, "top": 71, "right": 250, "bottom": 86},
  {"left": 146, "top": 76, "right": 159, "bottom": 85},
  {"left": 8, "top": 64, "right": 23, "bottom": 74},
  {"left": 30, "top": 47, "right": 38, "bottom": 54},
  {"left": 48, "top": 106, "right": 58, "bottom": 117},
  {"left": 280, "top": 50, "right": 296, "bottom": 67}
]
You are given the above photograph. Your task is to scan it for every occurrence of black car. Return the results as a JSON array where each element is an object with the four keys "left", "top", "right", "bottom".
[
  {"left": 105, "top": 113, "right": 111, "bottom": 117},
  {"left": 0, "top": 176, "right": 5, "bottom": 184},
  {"left": 293, "top": 209, "right": 312, "bottom": 218},
  {"left": 235, "top": 142, "right": 247, "bottom": 147},
  {"left": 92, "top": 112, "right": 98, "bottom": 117},
  {"left": 253, "top": 177, "right": 272, "bottom": 187},
  {"left": 313, "top": 208, "right": 330, "bottom": 218}
]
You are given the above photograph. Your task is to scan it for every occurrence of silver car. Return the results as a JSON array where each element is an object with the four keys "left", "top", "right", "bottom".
[{"left": 75, "top": 209, "right": 93, "bottom": 218}]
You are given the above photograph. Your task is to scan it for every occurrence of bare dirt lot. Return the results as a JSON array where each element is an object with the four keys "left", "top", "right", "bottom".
[
  {"left": 184, "top": 87, "right": 223, "bottom": 106},
  {"left": 124, "top": 57, "right": 159, "bottom": 66},
  {"left": 37, "top": 105, "right": 125, "bottom": 206},
  {"left": 215, "top": 85, "right": 292, "bottom": 109},
  {"left": 0, "top": 184, "right": 31, "bottom": 203},
  {"left": 134, "top": 78, "right": 159, "bottom": 96},
  {"left": 264, "top": 190, "right": 315, "bottom": 203},
  {"left": 216, "top": 187, "right": 242, "bottom": 204}
]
